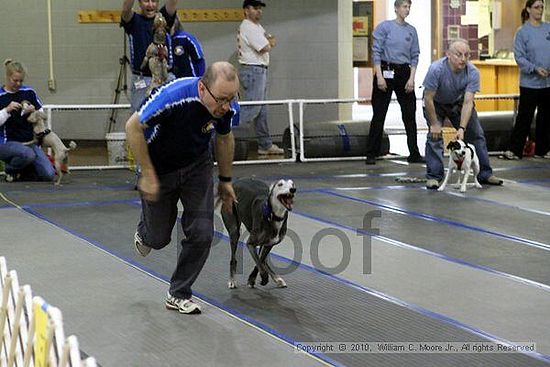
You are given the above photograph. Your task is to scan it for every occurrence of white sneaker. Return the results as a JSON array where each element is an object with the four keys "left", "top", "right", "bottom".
[
  {"left": 426, "top": 179, "right": 439, "bottom": 189},
  {"left": 258, "top": 144, "right": 284, "bottom": 155},
  {"left": 165, "top": 292, "right": 201, "bottom": 314},
  {"left": 4, "top": 172, "right": 20, "bottom": 182},
  {"left": 502, "top": 150, "right": 520, "bottom": 160},
  {"left": 134, "top": 231, "right": 151, "bottom": 257}
]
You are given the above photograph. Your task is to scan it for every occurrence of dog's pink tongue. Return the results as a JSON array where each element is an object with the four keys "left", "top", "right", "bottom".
[{"left": 286, "top": 199, "right": 294, "bottom": 210}]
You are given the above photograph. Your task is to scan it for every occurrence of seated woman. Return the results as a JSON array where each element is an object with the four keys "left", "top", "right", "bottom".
[{"left": 0, "top": 59, "right": 55, "bottom": 182}]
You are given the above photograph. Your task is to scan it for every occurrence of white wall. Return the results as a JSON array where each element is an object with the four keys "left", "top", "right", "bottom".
[{"left": 0, "top": 0, "right": 342, "bottom": 140}]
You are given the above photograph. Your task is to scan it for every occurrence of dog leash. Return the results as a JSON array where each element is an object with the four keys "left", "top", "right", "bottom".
[{"left": 0, "top": 191, "right": 23, "bottom": 210}]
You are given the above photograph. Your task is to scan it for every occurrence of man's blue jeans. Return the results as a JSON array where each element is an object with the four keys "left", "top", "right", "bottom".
[
  {"left": 424, "top": 104, "right": 493, "bottom": 182},
  {"left": 130, "top": 73, "right": 175, "bottom": 112},
  {"left": 0, "top": 142, "right": 55, "bottom": 181},
  {"left": 130, "top": 74, "right": 153, "bottom": 112},
  {"left": 238, "top": 65, "right": 272, "bottom": 150}
]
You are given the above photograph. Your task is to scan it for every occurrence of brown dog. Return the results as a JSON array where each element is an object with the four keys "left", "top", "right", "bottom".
[
  {"left": 25, "top": 110, "right": 77, "bottom": 185},
  {"left": 140, "top": 12, "right": 169, "bottom": 95}
]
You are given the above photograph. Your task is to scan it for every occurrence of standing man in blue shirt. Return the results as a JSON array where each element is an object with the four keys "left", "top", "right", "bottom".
[
  {"left": 126, "top": 61, "right": 239, "bottom": 314},
  {"left": 423, "top": 39, "right": 503, "bottom": 189},
  {"left": 502, "top": 0, "right": 550, "bottom": 160},
  {"left": 121, "top": 0, "right": 177, "bottom": 112},
  {"left": 365, "top": 0, "right": 423, "bottom": 165},
  {"left": 171, "top": 18, "right": 206, "bottom": 78}
]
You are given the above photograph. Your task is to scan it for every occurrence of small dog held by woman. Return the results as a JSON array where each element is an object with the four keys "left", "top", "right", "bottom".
[{"left": 24, "top": 107, "right": 76, "bottom": 185}]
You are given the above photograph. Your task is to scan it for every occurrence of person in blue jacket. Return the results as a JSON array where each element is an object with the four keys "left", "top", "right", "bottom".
[
  {"left": 121, "top": 0, "right": 178, "bottom": 111},
  {"left": 423, "top": 39, "right": 503, "bottom": 189},
  {"left": 171, "top": 18, "right": 205, "bottom": 78},
  {"left": 365, "top": 0, "right": 423, "bottom": 165},
  {"left": 502, "top": 0, "right": 550, "bottom": 160},
  {"left": 0, "top": 59, "right": 55, "bottom": 182}
]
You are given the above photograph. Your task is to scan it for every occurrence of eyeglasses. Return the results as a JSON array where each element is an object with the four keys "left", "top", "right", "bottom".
[
  {"left": 452, "top": 51, "right": 471, "bottom": 60},
  {"left": 203, "top": 82, "right": 238, "bottom": 106}
]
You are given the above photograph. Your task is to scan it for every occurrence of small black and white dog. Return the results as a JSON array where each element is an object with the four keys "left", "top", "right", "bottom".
[
  {"left": 222, "top": 178, "right": 296, "bottom": 289},
  {"left": 438, "top": 140, "right": 482, "bottom": 193}
]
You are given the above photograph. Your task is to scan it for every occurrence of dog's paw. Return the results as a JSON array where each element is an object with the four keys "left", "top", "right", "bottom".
[
  {"left": 460, "top": 187, "right": 466, "bottom": 193},
  {"left": 274, "top": 277, "right": 287, "bottom": 288},
  {"left": 247, "top": 281, "right": 255, "bottom": 288},
  {"left": 228, "top": 280, "right": 237, "bottom": 289},
  {"left": 437, "top": 187, "right": 444, "bottom": 192}
]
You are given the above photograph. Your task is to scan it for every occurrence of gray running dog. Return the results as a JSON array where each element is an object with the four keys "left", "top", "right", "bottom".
[{"left": 222, "top": 178, "right": 296, "bottom": 289}]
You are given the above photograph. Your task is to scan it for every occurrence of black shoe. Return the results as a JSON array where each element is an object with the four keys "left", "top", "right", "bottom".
[
  {"left": 407, "top": 154, "right": 425, "bottom": 163},
  {"left": 18, "top": 165, "right": 39, "bottom": 181},
  {"left": 365, "top": 157, "right": 376, "bottom": 165}
]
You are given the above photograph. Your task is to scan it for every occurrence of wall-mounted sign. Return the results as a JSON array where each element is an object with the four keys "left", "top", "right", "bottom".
[
  {"left": 353, "top": 16, "right": 369, "bottom": 36},
  {"left": 353, "top": 1, "right": 374, "bottom": 67},
  {"left": 353, "top": 37, "right": 369, "bottom": 62}
]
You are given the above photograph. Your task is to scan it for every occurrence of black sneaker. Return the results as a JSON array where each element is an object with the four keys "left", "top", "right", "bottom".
[
  {"left": 407, "top": 154, "right": 425, "bottom": 163},
  {"left": 365, "top": 156, "right": 376, "bottom": 165}
]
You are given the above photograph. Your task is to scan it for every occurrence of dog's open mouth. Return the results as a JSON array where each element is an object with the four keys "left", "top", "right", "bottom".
[{"left": 278, "top": 193, "right": 295, "bottom": 210}]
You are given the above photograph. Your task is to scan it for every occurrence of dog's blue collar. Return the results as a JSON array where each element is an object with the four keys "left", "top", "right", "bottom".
[{"left": 262, "top": 200, "right": 285, "bottom": 222}]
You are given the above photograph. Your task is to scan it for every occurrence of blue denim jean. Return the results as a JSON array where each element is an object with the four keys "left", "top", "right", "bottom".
[
  {"left": 137, "top": 152, "right": 213, "bottom": 299},
  {"left": 238, "top": 65, "right": 272, "bottom": 150},
  {"left": 130, "top": 74, "right": 153, "bottom": 112},
  {"left": 0, "top": 142, "right": 55, "bottom": 181},
  {"left": 130, "top": 73, "right": 175, "bottom": 112},
  {"left": 424, "top": 104, "right": 493, "bottom": 181}
]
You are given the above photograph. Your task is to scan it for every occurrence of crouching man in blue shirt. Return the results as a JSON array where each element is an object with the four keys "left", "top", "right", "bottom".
[
  {"left": 423, "top": 39, "right": 503, "bottom": 190},
  {"left": 126, "top": 61, "right": 239, "bottom": 314}
]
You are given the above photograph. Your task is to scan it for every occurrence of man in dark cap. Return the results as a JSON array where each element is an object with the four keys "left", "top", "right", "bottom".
[{"left": 237, "top": 0, "right": 284, "bottom": 155}]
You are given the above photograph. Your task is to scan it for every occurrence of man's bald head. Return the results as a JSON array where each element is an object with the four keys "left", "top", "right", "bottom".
[
  {"left": 446, "top": 39, "right": 471, "bottom": 72},
  {"left": 447, "top": 38, "right": 470, "bottom": 53},
  {"left": 202, "top": 61, "right": 239, "bottom": 89}
]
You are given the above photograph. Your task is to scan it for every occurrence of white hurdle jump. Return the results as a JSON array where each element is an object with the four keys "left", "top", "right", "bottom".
[{"left": 0, "top": 256, "right": 96, "bottom": 367}]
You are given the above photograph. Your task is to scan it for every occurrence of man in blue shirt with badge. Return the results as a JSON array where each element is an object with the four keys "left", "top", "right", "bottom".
[
  {"left": 121, "top": 0, "right": 177, "bottom": 111},
  {"left": 126, "top": 61, "right": 239, "bottom": 314},
  {"left": 423, "top": 39, "right": 503, "bottom": 189},
  {"left": 366, "top": 0, "right": 423, "bottom": 165}
]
